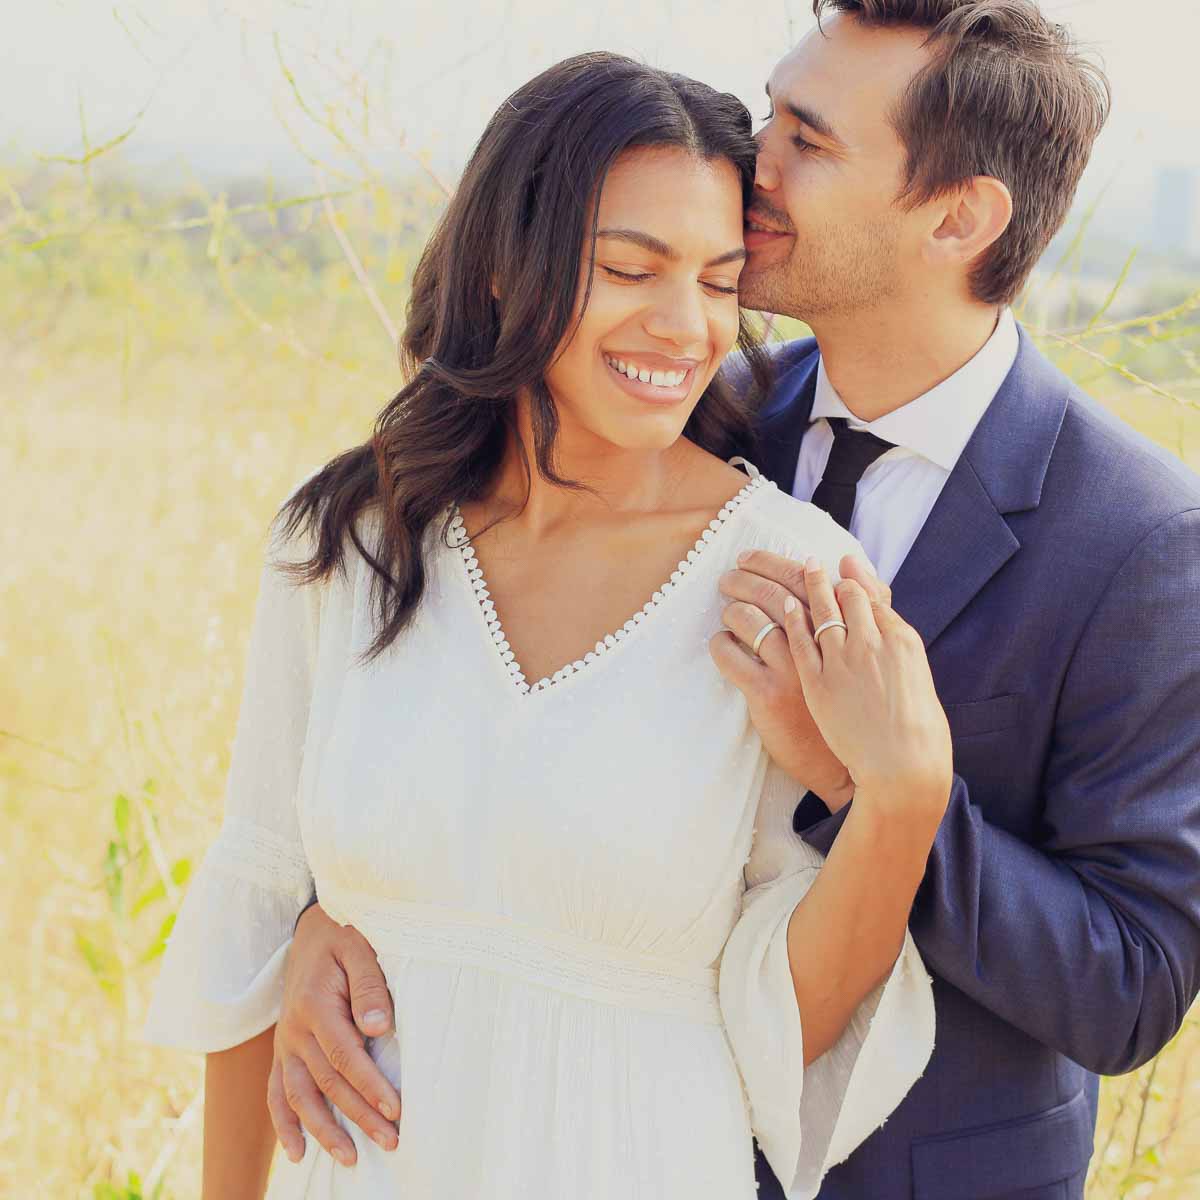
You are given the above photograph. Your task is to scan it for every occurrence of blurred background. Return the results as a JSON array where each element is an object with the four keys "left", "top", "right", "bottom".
[{"left": 2, "top": 2, "right": 1197, "bottom": 1197}]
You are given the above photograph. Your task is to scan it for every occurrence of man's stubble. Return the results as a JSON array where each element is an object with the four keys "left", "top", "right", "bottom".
[{"left": 740, "top": 211, "right": 905, "bottom": 325}]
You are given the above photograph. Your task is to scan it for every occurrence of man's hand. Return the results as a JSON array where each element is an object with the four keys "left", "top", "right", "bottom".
[
  {"left": 267, "top": 904, "right": 402, "bottom": 1166},
  {"left": 783, "top": 552, "right": 951, "bottom": 814},
  {"left": 710, "top": 551, "right": 854, "bottom": 809}
]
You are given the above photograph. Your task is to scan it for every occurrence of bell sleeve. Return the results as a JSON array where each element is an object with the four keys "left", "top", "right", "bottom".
[
  {"left": 141, "top": 502, "right": 321, "bottom": 1053},
  {"left": 718, "top": 759, "right": 935, "bottom": 1199}
]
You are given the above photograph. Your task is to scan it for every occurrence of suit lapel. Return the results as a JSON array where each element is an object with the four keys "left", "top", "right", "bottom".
[
  {"left": 889, "top": 327, "right": 1071, "bottom": 648},
  {"left": 755, "top": 343, "right": 819, "bottom": 489},
  {"left": 889, "top": 464, "right": 1019, "bottom": 647}
]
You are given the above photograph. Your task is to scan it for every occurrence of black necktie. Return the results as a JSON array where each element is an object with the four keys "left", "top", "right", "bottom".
[
  {"left": 794, "top": 417, "right": 895, "bottom": 833},
  {"left": 809, "top": 417, "right": 895, "bottom": 531}
]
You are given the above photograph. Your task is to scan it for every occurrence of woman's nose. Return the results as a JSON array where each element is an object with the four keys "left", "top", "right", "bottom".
[{"left": 642, "top": 282, "right": 708, "bottom": 349}]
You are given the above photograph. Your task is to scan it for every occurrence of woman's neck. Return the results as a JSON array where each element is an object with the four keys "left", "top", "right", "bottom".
[{"left": 476, "top": 401, "right": 694, "bottom": 538}]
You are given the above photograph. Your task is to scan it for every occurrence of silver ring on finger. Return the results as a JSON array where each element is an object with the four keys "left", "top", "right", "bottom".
[
  {"left": 751, "top": 620, "right": 780, "bottom": 658},
  {"left": 812, "top": 617, "right": 848, "bottom": 645}
]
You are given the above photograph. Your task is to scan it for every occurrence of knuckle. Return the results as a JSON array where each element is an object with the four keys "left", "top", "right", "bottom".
[
  {"left": 727, "top": 600, "right": 754, "bottom": 626},
  {"left": 311, "top": 1065, "right": 340, "bottom": 1095},
  {"left": 753, "top": 580, "right": 781, "bottom": 609},
  {"left": 780, "top": 564, "right": 807, "bottom": 593},
  {"left": 326, "top": 1041, "right": 354, "bottom": 1076},
  {"left": 811, "top": 599, "right": 837, "bottom": 623},
  {"left": 720, "top": 568, "right": 749, "bottom": 595},
  {"left": 349, "top": 979, "right": 388, "bottom": 1004}
]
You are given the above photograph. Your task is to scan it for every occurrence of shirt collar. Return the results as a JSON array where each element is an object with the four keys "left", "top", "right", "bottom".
[{"left": 810, "top": 308, "right": 1019, "bottom": 473}]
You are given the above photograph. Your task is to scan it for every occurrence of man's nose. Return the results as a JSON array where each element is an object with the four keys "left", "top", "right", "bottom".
[{"left": 753, "top": 144, "right": 779, "bottom": 193}]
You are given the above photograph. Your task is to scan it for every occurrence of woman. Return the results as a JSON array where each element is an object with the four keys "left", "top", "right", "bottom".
[{"left": 143, "top": 51, "right": 939, "bottom": 1199}]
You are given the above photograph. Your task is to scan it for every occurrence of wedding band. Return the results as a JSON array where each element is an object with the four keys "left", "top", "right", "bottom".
[
  {"left": 750, "top": 621, "right": 780, "bottom": 657},
  {"left": 812, "top": 618, "right": 848, "bottom": 644}
]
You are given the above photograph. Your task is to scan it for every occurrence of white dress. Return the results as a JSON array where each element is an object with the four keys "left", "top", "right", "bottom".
[{"left": 143, "top": 463, "right": 935, "bottom": 1199}]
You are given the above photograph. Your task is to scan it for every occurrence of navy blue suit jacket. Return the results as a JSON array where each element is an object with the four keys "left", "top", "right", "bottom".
[{"left": 744, "top": 329, "right": 1200, "bottom": 1200}]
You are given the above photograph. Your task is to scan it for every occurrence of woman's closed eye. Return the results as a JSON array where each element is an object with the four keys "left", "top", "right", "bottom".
[{"left": 601, "top": 266, "right": 738, "bottom": 295}]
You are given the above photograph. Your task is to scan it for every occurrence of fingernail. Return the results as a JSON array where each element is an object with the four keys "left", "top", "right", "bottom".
[
  {"left": 737, "top": 551, "right": 750, "bottom": 566},
  {"left": 334, "top": 1147, "right": 354, "bottom": 1167},
  {"left": 378, "top": 1098, "right": 398, "bottom": 1119},
  {"left": 373, "top": 1132, "right": 394, "bottom": 1151},
  {"left": 287, "top": 1145, "right": 304, "bottom": 1164},
  {"left": 805, "top": 556, "right": 821, "bottom": 572},
  {"left": 783, "top": 596, "right": 797, "bottom": 614},
  {"left": 362, "top": 1009, "right": 388, "bottom": 1031}
]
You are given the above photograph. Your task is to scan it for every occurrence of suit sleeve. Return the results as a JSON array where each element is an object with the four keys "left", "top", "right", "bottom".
[{"left": 804, "top": 507, "right": 1200, "bottom": 1075}]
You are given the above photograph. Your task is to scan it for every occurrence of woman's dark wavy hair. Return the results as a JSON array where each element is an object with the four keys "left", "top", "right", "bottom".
[{"left": 275, "top": 51, "right": 772, "bottom": 663}]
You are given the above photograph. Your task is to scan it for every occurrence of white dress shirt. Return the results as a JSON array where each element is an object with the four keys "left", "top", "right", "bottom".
[{"left": 792, "top": 309, "right": 1020, "bottom": 585}]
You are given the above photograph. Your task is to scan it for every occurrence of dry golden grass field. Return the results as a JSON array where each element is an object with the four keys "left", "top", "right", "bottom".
[{"left": 2, "top": 158, "right": 1198, "bottom": 1198}]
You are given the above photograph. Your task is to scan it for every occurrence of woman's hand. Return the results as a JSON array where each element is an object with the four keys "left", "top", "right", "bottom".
[
  {"left": 710, "top": 558, "right": 855, "bottom": 811},
  {"left": 782, "top": 555, "right": 953, "bottom": 820}
]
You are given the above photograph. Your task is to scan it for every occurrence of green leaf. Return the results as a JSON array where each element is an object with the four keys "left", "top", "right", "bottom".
[
  {"left": 130, "top": 880, "right": 165, "bottom": 918},
  {"left": 104, "top": 840, "right": 124, "bottom": 916},
  {"left": 74, "top": 930, "right": 119, "bottom": 997},
  {"left": 113, "top": 791, "right": 131, "bottom": 843},
  {"left": 139, "top": 912, "right": 175, "bottom": 964}
]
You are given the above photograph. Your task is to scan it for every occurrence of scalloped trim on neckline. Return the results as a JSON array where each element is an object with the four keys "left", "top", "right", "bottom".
[{"left": 448, "top": 472, "right": 774, "bottom": 697}]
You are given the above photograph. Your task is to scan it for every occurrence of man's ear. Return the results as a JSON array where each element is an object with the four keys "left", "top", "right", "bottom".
[{"left": 925, "top": 176, "right": 1013, "bottom": 272}]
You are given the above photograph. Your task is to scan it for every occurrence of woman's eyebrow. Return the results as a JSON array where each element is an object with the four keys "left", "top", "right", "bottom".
[{"left": 596, "top": 227, "right": 747, "bottom": 268}]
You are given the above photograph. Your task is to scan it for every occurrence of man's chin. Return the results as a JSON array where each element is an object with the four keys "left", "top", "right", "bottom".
[{"left": 738, "top": 260, "right": 791, "bottom": 316}]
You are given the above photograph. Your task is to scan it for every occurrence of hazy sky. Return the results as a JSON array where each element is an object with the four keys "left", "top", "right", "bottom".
[{"left": 2, "top": 1, "right": 1197, "bottom": 241}]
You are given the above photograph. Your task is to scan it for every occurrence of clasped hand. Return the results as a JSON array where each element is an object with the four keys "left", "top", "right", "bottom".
[
  {"left": 266, "top": 550, "right": 953, "bottom": 1166},
  {"left": 709, "top": 550, "right": 952, "bottom": 818}
]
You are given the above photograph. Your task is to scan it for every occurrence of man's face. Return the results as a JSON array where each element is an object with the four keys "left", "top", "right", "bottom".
[{"left": 739, "top": 14, "right": 935, "bottom": 321}]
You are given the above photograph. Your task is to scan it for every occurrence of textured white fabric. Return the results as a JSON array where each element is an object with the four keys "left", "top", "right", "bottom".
[
  {"left": 793, "top": 307, "right": 1020, "bottom": 583},
  {"left": 143, "top": 467, "right": 935, "bottom": 1199}
]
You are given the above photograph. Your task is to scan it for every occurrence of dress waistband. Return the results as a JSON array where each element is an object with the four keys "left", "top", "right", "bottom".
[{"left": 319, "top": 891, "right": 722, "bottom": 1026}]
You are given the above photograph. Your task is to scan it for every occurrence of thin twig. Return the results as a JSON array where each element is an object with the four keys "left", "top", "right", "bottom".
[{"left": 317, "top": 167, "right": 399, "bottom": 345}]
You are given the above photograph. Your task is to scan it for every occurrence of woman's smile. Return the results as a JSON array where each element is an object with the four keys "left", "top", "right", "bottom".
[{"left": 601, "top": 350, "right": 700, "bottom": 405}]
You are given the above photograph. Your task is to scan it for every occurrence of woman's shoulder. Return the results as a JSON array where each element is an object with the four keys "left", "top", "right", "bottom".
[{"left": 729, "top": 474, "right": 865, "bottom": 579}]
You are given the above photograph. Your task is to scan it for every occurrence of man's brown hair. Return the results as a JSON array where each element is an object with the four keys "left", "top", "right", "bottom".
[{"left": 813, "top": 0, "right": 1110, "bottom": 304}]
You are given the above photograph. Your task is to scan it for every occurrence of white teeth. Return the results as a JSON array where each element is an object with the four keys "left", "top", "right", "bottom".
[{"left": 604, "top": 356, "right": 688, "bottom": 389}]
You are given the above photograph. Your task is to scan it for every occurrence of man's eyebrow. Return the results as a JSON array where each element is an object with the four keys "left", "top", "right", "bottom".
[
  {"left": 764, "top": 83, "right": 844, "bottom": 146},
  {"left": 595, "top": 227, "right": 746, "bottom": 268}
]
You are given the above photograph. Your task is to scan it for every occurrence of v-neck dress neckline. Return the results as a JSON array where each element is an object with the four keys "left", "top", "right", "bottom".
[{"left": 447, "top": 472, "right": 774, "bottom": 699}]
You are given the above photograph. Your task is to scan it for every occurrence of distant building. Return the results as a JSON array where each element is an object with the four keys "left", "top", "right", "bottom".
[{"left": 1152, "top": 166, "right": 1200, "bottom": 256}]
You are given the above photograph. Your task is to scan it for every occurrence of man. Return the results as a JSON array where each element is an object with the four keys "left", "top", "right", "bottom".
[{"left": 265, "top": 3, "right": 1200, "bottom": 1197}]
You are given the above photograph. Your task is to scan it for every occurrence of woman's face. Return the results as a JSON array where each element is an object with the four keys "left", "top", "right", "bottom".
[{"left": 541, "top": 146, "right": 747, "bottom": 456}]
